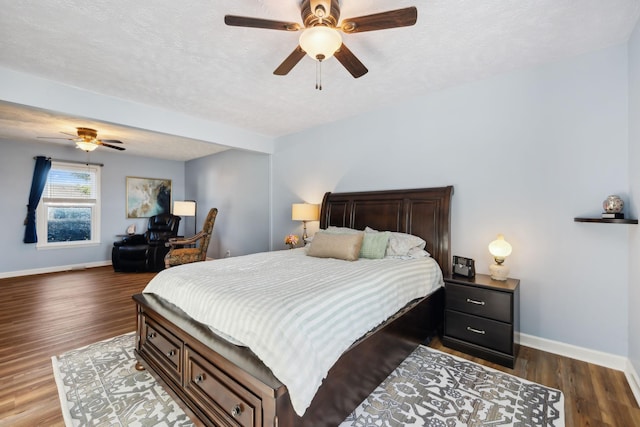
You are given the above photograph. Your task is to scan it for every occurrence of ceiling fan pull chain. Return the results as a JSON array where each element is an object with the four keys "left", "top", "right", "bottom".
[{"left": 316, "top": 59, "right": 323, "bottom": 90}]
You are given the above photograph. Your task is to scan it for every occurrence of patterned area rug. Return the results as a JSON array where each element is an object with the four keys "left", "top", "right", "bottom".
[
  {"left": 52, "top": 333, "right": 194, "bottom": 426},
  {"left": 52, "top": 333, "right": 564, "bottom": 426},
  {"left": 340, "top": 345, "right": 565, "bottom": 427}
]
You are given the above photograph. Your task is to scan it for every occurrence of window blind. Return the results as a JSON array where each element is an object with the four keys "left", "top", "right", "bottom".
[{"left": 43, "top": 163, "right": 97, "bottom": 203}]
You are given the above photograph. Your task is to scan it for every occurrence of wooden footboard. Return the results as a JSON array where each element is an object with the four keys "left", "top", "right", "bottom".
[{"left": 133, "top": 288, "right": 443, "bottom": 427}]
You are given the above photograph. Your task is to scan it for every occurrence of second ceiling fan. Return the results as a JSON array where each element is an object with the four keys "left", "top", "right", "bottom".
[{"left": 225, "top": 0, "right": 417, "bottom": 82}]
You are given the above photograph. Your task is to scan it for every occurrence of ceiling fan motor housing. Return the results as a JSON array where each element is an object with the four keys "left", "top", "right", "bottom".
[
  {"left": 303, "top": 0, "right": 339, "bottom": 27},
  {"left": 76, "top": 127, "right": 98, "bottom": 141}
]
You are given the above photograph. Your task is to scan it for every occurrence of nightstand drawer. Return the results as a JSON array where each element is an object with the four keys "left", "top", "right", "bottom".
[
  {"left": 445, "top": 310, "right": 512, "bottom": 354},
  {"left": 446, "top": 283, "right": 512, "bottom": 323}
]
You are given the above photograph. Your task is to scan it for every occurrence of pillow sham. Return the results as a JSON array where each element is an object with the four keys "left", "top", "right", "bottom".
[
  {"left": 307, "top": 231, "right": 364, "bottom": 261},
  {"left": 359, "top": 231, "right": 391, "bottom": 259},
  {"left": 365, "top": 227, "right": 428, "bottom": 257}
]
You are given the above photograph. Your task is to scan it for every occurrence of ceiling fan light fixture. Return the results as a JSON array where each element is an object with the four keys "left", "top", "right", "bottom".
[
  {"left": 299, "top": 26, "right": 342, "bottom": 61},
  {"left": 76, "top": 140, "right": 99, "bottom": 152}
]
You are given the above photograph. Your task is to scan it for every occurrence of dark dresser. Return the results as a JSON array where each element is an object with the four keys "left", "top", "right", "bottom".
[{"left": 442, "top": 273, "right": 520, "bottom": 368}]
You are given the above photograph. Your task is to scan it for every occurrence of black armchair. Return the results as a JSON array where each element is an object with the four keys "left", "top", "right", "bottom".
[{"left": 112, "top": 213, "right": 181, "bottom": 272}]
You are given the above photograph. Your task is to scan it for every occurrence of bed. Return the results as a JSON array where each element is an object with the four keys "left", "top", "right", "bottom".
[{"left": 133, "top": 186, "right": 453, "bottom": 427}]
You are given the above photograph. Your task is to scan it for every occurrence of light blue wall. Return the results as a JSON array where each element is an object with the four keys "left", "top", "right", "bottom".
[
  {"left": 272, "top": 45, "right": 630, "bottom": 356},
  {"left": 628, "top": 19, "right": 640, "bottom": 375},
  {"left": 185, "top": 149, "right": 270, "bottom": 259},
  {"left": 0, "top": 139, "right": 185, "bottom": 274}
]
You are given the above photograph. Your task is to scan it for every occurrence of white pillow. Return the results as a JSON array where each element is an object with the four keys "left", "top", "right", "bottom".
[
  {"left": 325, "top": 226, "right": 360, "bottom": 234},
  {"left": 365, "top": 227, "right": 429, "bottom": 258}
]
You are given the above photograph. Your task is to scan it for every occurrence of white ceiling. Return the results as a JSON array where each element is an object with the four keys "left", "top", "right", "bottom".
[{"left": 1, "top": 0, "right": 639, "bottom": 160}]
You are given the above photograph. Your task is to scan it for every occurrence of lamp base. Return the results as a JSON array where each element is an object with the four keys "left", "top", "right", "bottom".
[{"left": 489, "top": 263, "right": 509, "bottom": 281}]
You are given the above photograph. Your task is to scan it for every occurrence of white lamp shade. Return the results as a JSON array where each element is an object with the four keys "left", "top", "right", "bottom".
[
  {"left": 488, "top": 234, "right": 512, "bottom": 260},
  {"left": 292, "top": 203, "right": 320, "bottom": 221},
  {"left": 76, "top": 141, "right": 99, "bottom": 151},
  {"left": 299, "top": 26, "right": 342, "bottom": 60},
  {"left": 174, "top": 200, "right": 196, "bottom": 216}
]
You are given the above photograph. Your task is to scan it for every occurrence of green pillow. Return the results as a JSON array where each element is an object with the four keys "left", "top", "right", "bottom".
[{"left": 360, "top": 231, "right": 391, "bottom": 259}]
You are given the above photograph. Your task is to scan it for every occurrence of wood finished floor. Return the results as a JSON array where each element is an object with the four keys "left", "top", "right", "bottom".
[{"left": 0, "top": 266, "right": 638, "bottom": 426}]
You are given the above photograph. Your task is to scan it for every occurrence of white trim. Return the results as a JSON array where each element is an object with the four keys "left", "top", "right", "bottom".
[
  {"left": 625, "top": 359, "right": 640, "bottom": 406},
  {"left": 517, "top": 332, "right": 628, "bottom": 371},
  {"left": 0, "top": 260, "right": 111, "bottom": 279}
]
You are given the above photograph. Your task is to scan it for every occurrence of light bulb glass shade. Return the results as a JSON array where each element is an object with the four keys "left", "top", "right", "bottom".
[
  {"left": 292, "top": 203, "right": 320, "bottom": 221},
  {"left": 76, "top": 141, "right": 99, "bottom": 151},
  {"left": 488, "top": 234, "right": 512, "bottom": 261},
  {"left": 173, "top": 200, "right": 196, "bottom": 216},
  {"left": 299, "top": 26, "right": 342, "bottom": 60}
]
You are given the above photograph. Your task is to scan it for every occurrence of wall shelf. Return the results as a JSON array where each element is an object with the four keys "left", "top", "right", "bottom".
[{"left": 574, "top": 217, "right": 638, "bottom": 224}]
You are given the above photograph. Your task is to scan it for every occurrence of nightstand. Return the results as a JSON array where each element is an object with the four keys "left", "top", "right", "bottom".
[{"left": 442, "top": 273, "right": 520, "bottom": 368}]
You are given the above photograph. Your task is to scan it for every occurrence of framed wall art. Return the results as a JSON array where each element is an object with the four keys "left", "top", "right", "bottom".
[{"left": 126, "top": 176, "right": 172, "bottom": 218}]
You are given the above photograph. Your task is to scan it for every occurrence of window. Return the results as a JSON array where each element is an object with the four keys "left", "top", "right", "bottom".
[{"left": 36, "top": 161, "right": 101, "bottom": 248}]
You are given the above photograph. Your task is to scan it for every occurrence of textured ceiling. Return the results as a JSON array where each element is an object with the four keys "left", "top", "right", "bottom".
[{"left": 0, "top": 0, "right": 639, "bottom": 160}]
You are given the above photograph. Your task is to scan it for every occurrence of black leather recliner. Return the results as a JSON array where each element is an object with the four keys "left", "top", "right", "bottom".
[{"left": 112, "top": 213, "right": 181, "bottom": 272}]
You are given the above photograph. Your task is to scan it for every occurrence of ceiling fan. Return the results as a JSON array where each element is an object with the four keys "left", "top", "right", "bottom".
[
  {"left": 224, "top": 0, "right": 417, "bottom": 85},
  {"left": 38, "top": 127, "right": 126, "bottom": 152}
]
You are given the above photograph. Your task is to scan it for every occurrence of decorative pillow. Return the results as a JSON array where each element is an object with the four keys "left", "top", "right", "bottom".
[
  {"left": 359, "top": 231, "right": 391, "bottom": 259},
  {"left": 365, "top": 227, "right": 428, "bottom": 257},
  {"left": 307, "top": 231, "right": 364, "bottom": 261}
]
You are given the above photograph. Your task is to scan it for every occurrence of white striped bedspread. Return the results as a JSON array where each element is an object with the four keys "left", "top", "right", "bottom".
[{"left": 143, "top": 248, "right": 444, "bottom": 417}]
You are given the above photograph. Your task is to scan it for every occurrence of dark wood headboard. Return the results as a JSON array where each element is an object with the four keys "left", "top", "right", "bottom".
[{"left": 319, "top": 186, "right": 454, "bottom": 275}]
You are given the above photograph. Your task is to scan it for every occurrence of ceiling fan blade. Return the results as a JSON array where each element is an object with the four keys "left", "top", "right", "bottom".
[
  {"left": 37, "top": 136, "right": 72, "bottom": 140},
  {"left": 224, "top": 15, "right": 301, "bottom": 31},
  {"left": 100, "top": 142, "right": 126, "bottom": 151},
  {"left": 274, "top": 46, "right": 306, "bottom": 75},
  {"left": 340, "top": 6, "right": 417, "bottom": 33},
  {"left": 334, "top": 43, "right": 368, "bottom": 78},
  {"left": 100, "top": 139, "right": 123, "bottom": 144}
]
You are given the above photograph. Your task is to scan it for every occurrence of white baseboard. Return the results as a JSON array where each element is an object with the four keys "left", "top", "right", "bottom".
[
  {"left": 517, "top": 332, "right": 628, "bottom": 371},
  {"left": 518, "top": 332, "right": 640, "bottom": 406},
  {"left": 0, "top": 260, "right": 111, "bottom": 279},
  {"left": 626, "top": 359, "right": 640, "bottom": 407}
]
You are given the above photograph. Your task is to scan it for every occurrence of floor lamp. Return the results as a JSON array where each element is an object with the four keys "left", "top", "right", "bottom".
[{"left": 174, "top": 200, "right": 197, "bottom": 236}]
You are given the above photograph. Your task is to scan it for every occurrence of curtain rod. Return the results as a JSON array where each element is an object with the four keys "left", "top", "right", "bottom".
[{"left": 34, "top": 157, "right": 104, "bottom": 167}]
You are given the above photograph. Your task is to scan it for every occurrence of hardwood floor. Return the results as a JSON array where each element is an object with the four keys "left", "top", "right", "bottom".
[{"left": 0, "top": 266, "right": 638, "bottom": 426}]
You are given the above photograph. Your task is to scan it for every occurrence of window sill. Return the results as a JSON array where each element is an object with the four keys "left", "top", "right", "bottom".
[{"left": 36, "top": 241, "right": 101, "bottom": 250}]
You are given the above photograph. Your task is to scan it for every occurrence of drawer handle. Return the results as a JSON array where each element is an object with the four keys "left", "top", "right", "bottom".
[
  {"left": 467, "top": 326, "right": 486, "bottom": 335},
  {"left": 231, "top": 404, "right": 243, "bottom": 418},
  {"left": 466, "top": 298, "right": 485, "bottom": 306},
  {"left": 147, "top": 332, "right": 157, "bottom": 339},
  {"left": 167, "top": 349, "right": 175, "bottom": 357},
  {"left": 194, "top": 373, "right": 205, "bottom": 384}
]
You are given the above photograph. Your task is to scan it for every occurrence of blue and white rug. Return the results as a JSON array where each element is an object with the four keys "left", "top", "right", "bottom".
[{"left": 52, "top": 333, "right": 564, "bottom": 426}]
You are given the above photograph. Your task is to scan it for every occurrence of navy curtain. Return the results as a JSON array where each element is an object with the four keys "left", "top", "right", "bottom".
[{"left": 23, "top": 156, "right": 52, "bottom": 243}]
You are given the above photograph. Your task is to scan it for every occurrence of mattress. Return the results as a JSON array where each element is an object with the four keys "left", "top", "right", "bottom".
[{"left": 143, "top": 248, "right": 443, "bottom": 416}]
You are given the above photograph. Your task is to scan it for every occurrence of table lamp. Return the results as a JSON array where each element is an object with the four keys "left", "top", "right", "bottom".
[
  {"left": 488, "top": 234, "right": 512, "bottom": 281},
  {"left": 292, "top": 203, "right": 319, "bottom": 241}
]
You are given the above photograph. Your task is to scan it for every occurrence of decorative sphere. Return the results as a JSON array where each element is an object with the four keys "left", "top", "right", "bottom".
[{"left": 603, "top": 195, "right": 624, "bottom": 213}]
